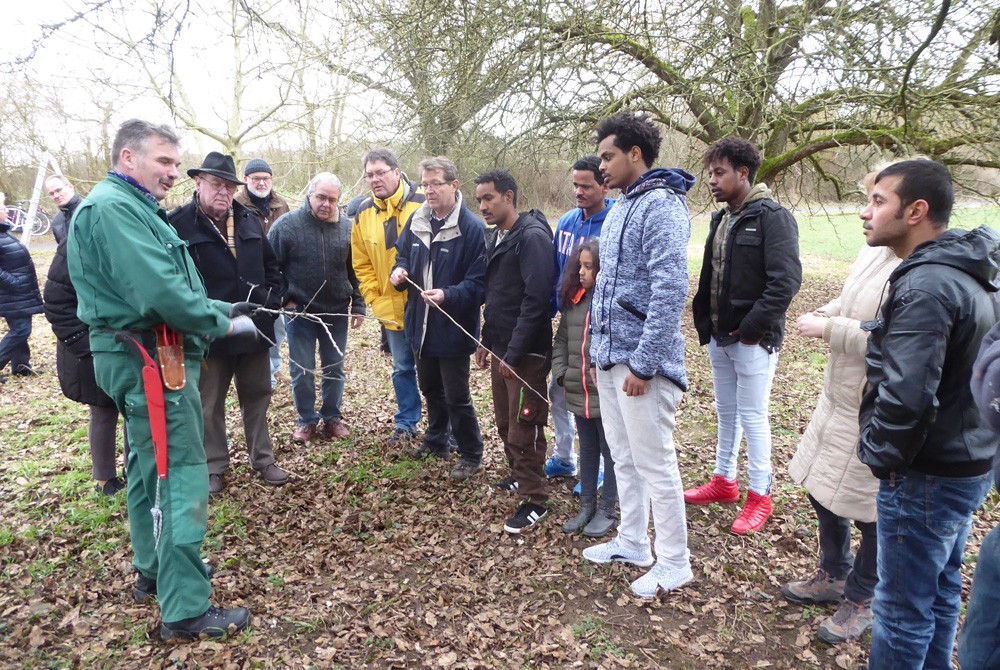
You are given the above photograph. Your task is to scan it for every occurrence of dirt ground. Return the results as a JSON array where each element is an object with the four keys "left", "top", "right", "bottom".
[{"left": 0, "top": 256, "right": 996, "bottom": 669}]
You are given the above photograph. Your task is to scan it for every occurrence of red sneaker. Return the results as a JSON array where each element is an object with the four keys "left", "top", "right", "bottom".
[
  {"left": 683, "top": 475, "right": 740, "bottom": 505},
  {"left": 731, "top": 491, "right": 772, "bottom": 535}
]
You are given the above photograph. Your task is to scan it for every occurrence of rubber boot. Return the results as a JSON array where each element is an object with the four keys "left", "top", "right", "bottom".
[
  {"left": 583, "top": 497, "right": 618, "bottom": 537},
  {"left": 562, "top": 495, "right": 596, "bottom": 534}
]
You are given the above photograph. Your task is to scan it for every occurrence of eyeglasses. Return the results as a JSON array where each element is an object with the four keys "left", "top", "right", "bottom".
[
  {"left": 311, "top": 194, "right": 339, "bottom": 205},
  {"left": 364, "top": 168, "right": 394, "bottom": 181},
  {"left": 420, "top": 181, "right": 453, "bottom": 191},
  {"left": 247, "top": 175, "right": 272, "bottom": 183},
  {"left": 202, "top": 177, "right": 239, "bottom": 194}
]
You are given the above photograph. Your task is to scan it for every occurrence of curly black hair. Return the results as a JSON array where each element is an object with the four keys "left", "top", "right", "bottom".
[
  {"left": 594, "top": 112, "right": 662, "bottom": 168},
  {"left": 474, "top": 169, "right": 518, "bottom": 207},
  {"left": 702, "top": 137, "right": 762, "bottom": 183}
]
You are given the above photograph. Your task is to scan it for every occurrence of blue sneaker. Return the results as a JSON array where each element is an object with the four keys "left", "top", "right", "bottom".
[
  {"left": 573, "top": 470, "right": 603, "bottom": 497},
  {"left": 545, "top": 456, "right": 576, "bottom": 479}
]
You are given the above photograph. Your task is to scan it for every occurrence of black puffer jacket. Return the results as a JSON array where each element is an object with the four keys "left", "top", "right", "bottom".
[
  {"left": 482, "top": 210, "right": 554, "bottom": 366},
  {"left": 692, "top": 196, "right": 801, "bottom": 352},
  {"left": 43, "top": 238, "right": 114, "bottom": 407},
  {"left": 0, "top": 221, "right": 43, "bottom": 319},
  {"left": 50, "top": 194, "right": 82, "bottom": 244},
  {"left": 168, "top": 197, "right": 286, "bottom": 357},
  {"left": 858, "top": 226, "right": 1000, "bottom": 479}
]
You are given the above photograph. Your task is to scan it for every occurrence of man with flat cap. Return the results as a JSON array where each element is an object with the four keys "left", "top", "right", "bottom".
[
  {"left": 169, "top": 152, "right": 288, "bottom": 496},
  {"left": 235, "top": 158, "right": 291, "bottom": 386}
]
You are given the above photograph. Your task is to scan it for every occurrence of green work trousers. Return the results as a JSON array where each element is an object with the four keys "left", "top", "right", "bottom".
[{"left": 94, "top": 351, "right": 211, "bottom": 623}]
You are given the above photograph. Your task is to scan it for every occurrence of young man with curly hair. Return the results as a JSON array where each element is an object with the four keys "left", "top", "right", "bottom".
[
  {"left": 685, "top": 138, "right": 801, "bottom": 535},
  {"left": 581, "top": 112, "right": 697, "bottom": 597}
]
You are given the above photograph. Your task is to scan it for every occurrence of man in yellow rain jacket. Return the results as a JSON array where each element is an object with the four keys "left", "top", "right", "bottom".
[{"left": 351, "top": 148, "right": 425, "bottom": 444}]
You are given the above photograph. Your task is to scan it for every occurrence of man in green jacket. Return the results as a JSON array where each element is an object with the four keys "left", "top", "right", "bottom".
[{"left": 67, "top": 119, "right": 254, "bottom": 641}]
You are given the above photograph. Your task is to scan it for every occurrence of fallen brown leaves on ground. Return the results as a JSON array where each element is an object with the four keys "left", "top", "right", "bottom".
[{"left": 0, "top": 255, "right": 996, "bottom": 669}]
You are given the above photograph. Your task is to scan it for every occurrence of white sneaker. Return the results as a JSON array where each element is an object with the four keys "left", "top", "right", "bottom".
[
  {"left": 581, "top": 536, "right": 654, "bottom": 567},
  {"left": 630, "top": 562, "right": 694, "bottom": 598}
]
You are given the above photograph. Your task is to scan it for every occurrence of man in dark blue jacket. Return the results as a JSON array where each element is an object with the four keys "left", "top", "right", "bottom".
[
  {"left": 856, "top": 160, "right": 1000, "bottom": 668},
  {"left": 391, "top": 156, "right": 486, "bottom": 481},
  {"left": 474, "top": 169, "right": 554, "bottom": 534},
  {"left": 170, "top": 152, "right": 288, "bottom": 495}
]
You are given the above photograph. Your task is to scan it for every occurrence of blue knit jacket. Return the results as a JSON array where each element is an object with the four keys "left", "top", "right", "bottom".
[{"left": 590, "top": 168, "right": 695, "bottom": 390}]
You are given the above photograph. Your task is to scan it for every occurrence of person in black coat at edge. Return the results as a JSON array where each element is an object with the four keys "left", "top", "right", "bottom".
[
  {"left": 43, "top": 216, "right": 129, "bottom": 495},
  {"left": 0, "top": 204, "right": 44, "bottom": 380},
  {"left": 168, "top": 152, "right": 288, "bottom": 496}
]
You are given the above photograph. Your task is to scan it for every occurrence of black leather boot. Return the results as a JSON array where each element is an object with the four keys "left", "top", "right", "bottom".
[
  {"left": 160, "top": 606, "right": 250, "bottom": 641},
  {"left": 562, "top": 495, "right": 596, "bottom": 534}
]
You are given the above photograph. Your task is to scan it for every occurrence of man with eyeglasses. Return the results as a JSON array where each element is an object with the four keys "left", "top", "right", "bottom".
[
  {"left": 169, "top": 152, "right": 288, "bottom": 497},
  {"left": 352, "top": 149, "right": 426, "bottom": 446},
  {"left": 235, "top": 158, "right": 291, "bottom": 387},
  {"left": 269, "top": 172, "right": 364, "bottom": 444},
  {"left": 390, "top": 156, "right": 486, "bottom": 481},
  {"left": 46, "top": 175, "right": 83, "bottom": 244}
]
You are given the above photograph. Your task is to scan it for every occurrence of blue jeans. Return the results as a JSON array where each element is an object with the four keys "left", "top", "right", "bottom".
[
  {"left": 958, "top": 521, "right": 1000, "bottom": 670},
  {"left": 869, "top": 471, "right": 992, "bottom": 669},
  {"left": 548, "top": 374, "right": 577, "bottom": 464},
  {"left": 269, "top": 315, "right": 286, "bottom": 384},
  {"left": 285, "top": 313, "right": 348, "bottom": 425},
  {"left": 708, "top": 338, "right": 777, "bottom": 495},
  {"left": 0, "top": 315, "right": 33, "bottom": 372},
  {"left": 384, "top": 328, "right": 421, "bottom": 431}
]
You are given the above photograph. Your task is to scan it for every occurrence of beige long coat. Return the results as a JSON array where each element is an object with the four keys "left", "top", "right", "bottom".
[{"left": 788, "top": 245, "right": 901, "bottom": 523}]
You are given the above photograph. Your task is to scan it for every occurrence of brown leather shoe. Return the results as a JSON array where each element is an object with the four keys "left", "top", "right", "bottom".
[
  {"left": 292, "top": 423, "right": 317, "bottom": 444},
  {"left": 322, "top": 420, "right": 350, "bottom": 440}
]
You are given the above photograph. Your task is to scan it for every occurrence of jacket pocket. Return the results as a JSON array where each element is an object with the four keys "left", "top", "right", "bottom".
[{"left": 617, "top": 298, "right": 647, "bottom": 321}]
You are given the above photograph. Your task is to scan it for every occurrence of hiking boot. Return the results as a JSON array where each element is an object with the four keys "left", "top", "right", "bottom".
[
  {"left": 256, "top": 463, "right": 288, "bottom": 486},
  {"left": 582, "top": 536, "right": 654, "bottom": 567},
  {"left": 322, "top": 420, "right": 350, "bottom": 440},
  {"left": 730, "top": 490, "right": 773, "bottom": 535},
  {"left": 409, "top": 441, "right": 451, "bottom": 460},
  {"left": 135, "top": 564, "right": 215, "bottom": 604},
  {"left": 450, "top": 459, "right": 482, "bottom": 481},
  {"left": 291, "top": 422, "right": 316, "bottom": 444},
  {"left": 493, "top": 476, "right": 519, "bottom": 492},
  {"left": 781, "top": 568, "right": 846, "bottom": 604},
  {"left": 13, "top": 364, "right": 37, "bottom": 376},
  {"left": 160, "top": 606, "right": 250, "bottom": 641},
  {"left": 387, "top": 427, "right": 418, "bottom": 447},
  {"left": 630, "top": 562, "right": 695, "bottom": 598},
  {"left": 562, "top": 495, "right": 596, "bottom": 534},
  {"left": 817, "top": 598, "right": 874, "bottom": 644},
  {"left": 683, "top": 475, "right": 740, "bottom": 505},
  {"left": 208, "top": 474, "right": 224, "bottom": 497},
  {"left": 503, "top": 502, "right": 548, "bottom": 534},
  {"left": 583, "top": 498, "right": 618, "bottom": 538},
  {"left": 544, "top": 456, "right": 576, "bottom": 478},
  {"left": 96, "top": 477, "right": 126, "bottom": 496}
]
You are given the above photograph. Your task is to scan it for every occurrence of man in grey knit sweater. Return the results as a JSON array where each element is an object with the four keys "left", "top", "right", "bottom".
[
  {"left": 582, "top": 112, "right": 697, "bottom": 600},
  {"left": 267, "top": 173, "right": 364, "bottom": 444}
]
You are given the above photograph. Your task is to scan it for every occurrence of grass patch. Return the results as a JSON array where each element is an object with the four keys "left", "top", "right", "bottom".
[{"left": 572, "top": 615, "right": 626, "bottom": 662}]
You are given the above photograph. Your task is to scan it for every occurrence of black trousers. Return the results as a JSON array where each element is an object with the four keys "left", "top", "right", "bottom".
[
  {"left": 416, "top": 355, "right": 483, "bottom": 464},
  {"left": 810, "top": 493, "right": 878, "bottom": 603}
]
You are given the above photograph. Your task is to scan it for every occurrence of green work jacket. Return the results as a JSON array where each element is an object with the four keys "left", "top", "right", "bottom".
[{"left": 67, "top": 174, "right": 231, "bottom": 359}]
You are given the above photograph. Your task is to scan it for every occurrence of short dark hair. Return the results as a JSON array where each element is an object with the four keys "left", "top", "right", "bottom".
[
  {"left": 560, "top": 238, "right": 601, "bottom": 307},
  {"left": 474, "top": 169, "right": 518, "bottom": 207},
  {"left": 594, "top": 112, "right": 661, "bottom": 168},
  {"left": 702, "top": 137, "right": 763, "bottom": 184},
  {"left": 875, "top": 159, "right": 954, "bottom": 226},
  {"left": 362, "top": 148, "right": 399, "bottom": 171},
  {"left": 112, "top": 119, "right": 179, "bottom": 169},
  {"left": 572, "top": 156, "right": 604, "bottom": 184}
]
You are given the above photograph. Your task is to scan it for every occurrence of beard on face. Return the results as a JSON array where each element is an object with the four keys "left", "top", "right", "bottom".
[{"left": 248, "top": 185, "right": 272, "bottom": 199}]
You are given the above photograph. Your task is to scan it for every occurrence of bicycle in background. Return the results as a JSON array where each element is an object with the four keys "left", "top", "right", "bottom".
[{"left": 4, "top": 202, "right": 51, "bottom": 236}]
